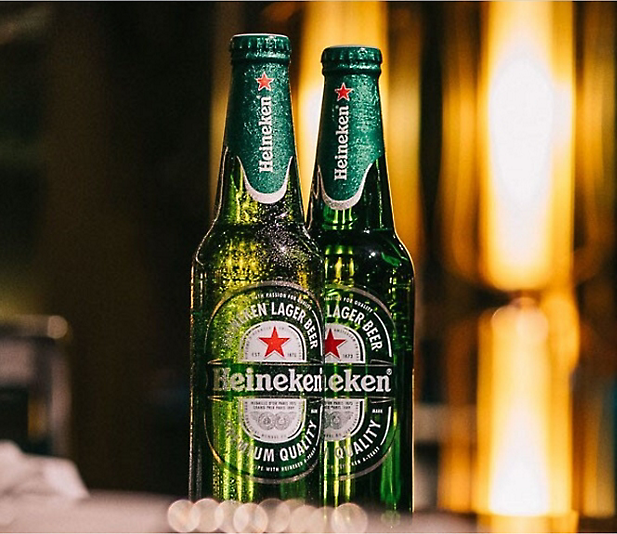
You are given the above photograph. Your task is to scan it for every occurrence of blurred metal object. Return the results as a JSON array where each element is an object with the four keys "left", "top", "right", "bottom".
[{"left": 0, "top": 315, "right": 71, "bottom": 456}]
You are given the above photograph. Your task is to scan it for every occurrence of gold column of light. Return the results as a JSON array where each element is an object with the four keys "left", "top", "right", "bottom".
[
  {"left": 477, "top": 290, "right": 579, "bottom": 532},
  {"left": 477, "top": 4, "right": 578, "bottom": 530},
  {"left": 574, "top": 4, "right": 616, "bottom": 282},
  {"left": 440, "top": 3, "right": 584, "bottom": 531},
  {"left": 440, "top": 3, "right": 480, "bottom": 284},
  {"left": 438, "top": 3, "right": 480, "bottom": 514},
  {"left": 386, "top": 5, "right": 424, "bottom": 261},
  {"left": 479, "top": 2, "right": 574, "bottom": 292},
  {"left": 573, "top": 2, "right": 616, "bottom": 522}
]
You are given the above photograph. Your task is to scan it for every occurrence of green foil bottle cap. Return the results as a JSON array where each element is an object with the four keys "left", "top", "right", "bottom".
[
  {"left": 321, "top": 45, "right": 382, "bottom": 74},
  {"left": 230, "top": 33, "right": 291, "bottom": 63}
]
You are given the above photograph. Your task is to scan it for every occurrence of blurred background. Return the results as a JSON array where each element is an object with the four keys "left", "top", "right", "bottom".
[{"left": 0, "top": 2, "right": 616, "bottom": 531}]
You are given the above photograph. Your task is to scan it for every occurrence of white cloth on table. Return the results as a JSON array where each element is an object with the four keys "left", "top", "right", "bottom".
[{"left": 0, "top": 440, "right": 88, "bottom": 499}]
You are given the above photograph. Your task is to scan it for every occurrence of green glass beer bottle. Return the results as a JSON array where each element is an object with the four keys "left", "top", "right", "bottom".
[
  {"left": 189, "top": 34, "right": 324, "bottom": 505},
  {"left": 307, "top": 46, "right": 415, "bottom": 512}
]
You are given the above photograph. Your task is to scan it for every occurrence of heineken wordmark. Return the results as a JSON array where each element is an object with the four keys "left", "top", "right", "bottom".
[
  {"left": 308, "top": 46, "right": 415, "bottom": 511},
  {"left": 190, "top": 34, "right": 324, "bottom": 504}
]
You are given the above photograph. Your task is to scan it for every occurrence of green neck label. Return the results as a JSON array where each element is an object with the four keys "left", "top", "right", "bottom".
[
  {"left": 225, "top": 62, "right": 295, "bottom": 204},
  {"left": 316, "top": 74, "right": 384, "bottom": 210}
]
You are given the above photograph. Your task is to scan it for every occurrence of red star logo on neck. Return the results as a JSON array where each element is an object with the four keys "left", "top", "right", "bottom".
[
  {"left": 259, "top": 326, "right": 290, "bottom": 358},
  {"left": 334, "top": 82, "right": 353, "bottom": 101},
  {"left": 256, "top": 72, "right": 274, "bottom": 91},
  {"left": 325, "top": 329, "right": 346, "bottom": 359}
]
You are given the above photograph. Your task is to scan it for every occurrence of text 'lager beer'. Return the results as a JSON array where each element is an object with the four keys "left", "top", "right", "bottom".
[
  {"left": 307, "top": 46, "right": 415, "bottom": 511},
  {"left": 189, "top": 34, "right": 324, "bottom": 504}
]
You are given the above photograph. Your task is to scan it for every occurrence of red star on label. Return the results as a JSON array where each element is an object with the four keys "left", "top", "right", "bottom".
[
  {"left": 334, "top": 82, "right": 353, "bottom": 101},
  {"left": 256, "top": 72, "right": 274, "bottom": 91},
  {"left": 325, "top": 329, "right": 346, "bottom": 358},
  {"left": 259, "top": 326, "right": 290, "bottom": 358}
]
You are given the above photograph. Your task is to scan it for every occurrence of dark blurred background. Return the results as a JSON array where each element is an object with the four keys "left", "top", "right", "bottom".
[
  {"left": 1, "top": 2, "right": 218, "bottom": 494},
  {"left": 1, "top": 3, "right": 616, "bottom": 529}
]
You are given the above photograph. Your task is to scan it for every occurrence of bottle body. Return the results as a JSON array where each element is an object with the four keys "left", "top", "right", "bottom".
[
  {"left": 190, "top": 34, "right": 324, "bottom": 505},
  {"left": 308, "top": 47, "right": 414, "bottom": 512}
]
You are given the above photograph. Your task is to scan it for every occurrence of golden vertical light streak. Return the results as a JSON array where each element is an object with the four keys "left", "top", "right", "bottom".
[
  {"left": 475, "top": 6, "right": 578, "bottom": 524},
  {"left": 437, "top": 5, "right": 481, "bottom": 514},
  {"left": 571, "top": 4, "right": 616, "bottom": 520},
  {"left": 479, "top": 2, "right": 574, "bottom": 291},
  {"left": 439, "top": 317, "right": 478, "bottom": 513},
  {"left": 439, "top": 3, "right": 479, "bottom": 284},
  {"left": 479, "top": 301, "right": 553, "bottom": 518},
  {"left": 297, "top": 2, "right": 388, "bottom": 211},
  {"left": 477, "top": 293, "right": 578, "bottom": 531},
  {"left": 438, "top": 2, "right": 601, "bottom": 525},
  {"left": 387, "top": 5, "right": 424, "bottom": 261},
  {"left": 574, "top": 2, "right": 615, "bottom": 281}
]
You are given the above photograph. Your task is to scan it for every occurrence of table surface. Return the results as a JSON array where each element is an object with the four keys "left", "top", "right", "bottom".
[
  {"left": 5, "top": 491, "right": 612, "bottom": 533},
  {"left": 1, "top": 491, "right": 480, "bottom": 533}
]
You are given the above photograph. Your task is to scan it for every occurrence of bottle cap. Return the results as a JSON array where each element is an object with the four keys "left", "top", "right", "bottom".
[
  {"left": 321, "top": 45, "right": 382, "bottom": 74},
  {"left": 230, "top": 34, "right": 291, "bottom": 63}
]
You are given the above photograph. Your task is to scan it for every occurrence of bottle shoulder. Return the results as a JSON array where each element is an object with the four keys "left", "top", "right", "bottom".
[
  {"left": 194, "top": 222, "right": 323, "bottom": 272},
  {"left": 312, "top": 228, "right": 414, "bottom": 291},
  {"left": 313, "top": 229, "right": 413, "bottom": 265}
]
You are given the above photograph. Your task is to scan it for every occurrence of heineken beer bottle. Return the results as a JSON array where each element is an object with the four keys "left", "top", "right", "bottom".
[
  {"left": 307, "top": 46, "right": 414, "bottom": 511},
  {"left": 190, "top": 34, "right": 324, "bottom": 504}
]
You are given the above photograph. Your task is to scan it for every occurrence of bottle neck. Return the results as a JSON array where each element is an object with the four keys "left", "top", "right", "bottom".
[
  {"left": 214, "top": 58, "right": 304, "bottom": 226},
  {"left": 308, "top": 71, "right": 394, "bottom": 232}
]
